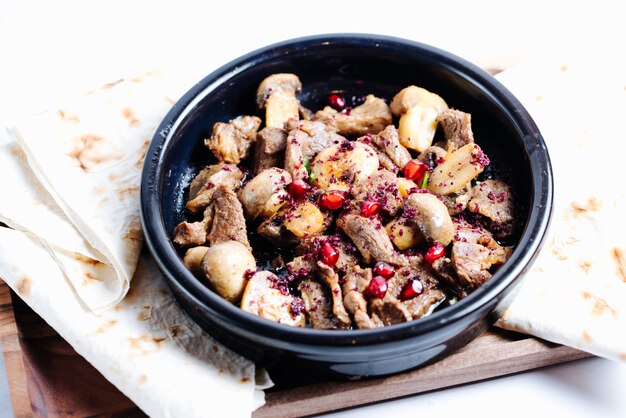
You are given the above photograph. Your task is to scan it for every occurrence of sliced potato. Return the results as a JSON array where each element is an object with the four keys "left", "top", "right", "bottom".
[
  {"left": 283, "top": 201, "right": 326, "bottom": 238},
  {"left": 428, "top": 143, "right": 488, "bottom": 195},
  {"left": 385, "top": 218, "right": 424, "bottom": 250},
  {"left": 311, "top": 142, "right": 379, "bottom": 191},
  {"left": 241, "top": 271, "right": 306, "bottom": 326},
  {"left": 397, "top": 178, "right": 418, "bottom": 197}
]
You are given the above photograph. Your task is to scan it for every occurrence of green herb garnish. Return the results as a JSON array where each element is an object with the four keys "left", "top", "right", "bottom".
[{"left": 420, "top": 172, "right": 430, "bottom": 189}]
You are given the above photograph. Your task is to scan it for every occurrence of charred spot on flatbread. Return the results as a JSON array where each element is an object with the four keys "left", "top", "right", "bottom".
[
  {"left": 16, "top": 276, "right": 31, "bottom": 297},
  {"left": 122, "top": 107, "right": 141, "bottom": 127},
  {"left": 581, "top": 291, "right": 617, "bottom": 318},
  {"left": 57, "top": 109, "right": 80, "bottom": 123},
  {"left": 570, "top": 197, "right": 602, "bottom": 216},
  {"left": 68, "top": 134, "right": 123, "bottom": 172},
  {"left": 94, "top": 319, "right": 118, "bottom": 334},
  {"left": 611, "top": 247, "right": 626, "bottom": 282}
]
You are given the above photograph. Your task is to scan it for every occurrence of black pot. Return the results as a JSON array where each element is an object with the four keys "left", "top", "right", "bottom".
[{"left": 141, "top": 34, "right": 553, "bottom": 378}]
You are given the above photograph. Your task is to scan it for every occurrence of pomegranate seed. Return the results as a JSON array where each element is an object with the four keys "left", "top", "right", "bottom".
[
  {"left": 320, "top": 242, "right": 339, "bottom": 267},
  {"left": 373, "top": 261, "right": 395, "bottom": 278},
  {"left": 319, "top": 191, "right": 346, "bottom": 210},
  {"left": 399, "top": 279, "right": 424, "bottom": 301},
  {"left": 328, "top": 94, "right": 345, "bottom": 111},
  {"left": 403, "top": 159, "right": 429, "bottom": 181},
  {"left": 360, "top": 200, "right": 381, "bottom": 217},
  {"left": 365, "top": 276, "right": 388, "bottom": 299},
  {"left": 288, "top": 179, "right": 309, "bottom": 200},
  {"left": 425, "top": 243, "right": 446, "bottom": 264}
]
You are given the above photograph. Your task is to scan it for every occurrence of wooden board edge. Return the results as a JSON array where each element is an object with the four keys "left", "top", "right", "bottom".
[
  {"left": 253, "top": 337, "right": 591, "bottom": 418},
  {"left": 0, "top": 280, "right": 33, "bottom": 418}
]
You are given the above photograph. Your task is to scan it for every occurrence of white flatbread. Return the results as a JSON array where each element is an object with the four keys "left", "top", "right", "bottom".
[
  {"left": 6, "top": 72, "right": 176, "bottom": 311},
  {"left": 495, "top": 56, "right": 626, "bottom": 362},
  {"left": 0, "top": 227, "right": 265, "bottom": 417}
]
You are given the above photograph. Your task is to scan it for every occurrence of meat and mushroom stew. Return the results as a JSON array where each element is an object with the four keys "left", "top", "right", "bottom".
[{"left": 173, "top": 73, "right": 517, "bottom": 330}]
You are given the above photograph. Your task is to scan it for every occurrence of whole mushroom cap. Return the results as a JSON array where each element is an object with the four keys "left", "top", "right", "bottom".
[
  {"left": 201, "top": 240, "right": 256, "bottom": 303},
  {"left": 256, "top": 73, "right": 302, "bottom": 108}
]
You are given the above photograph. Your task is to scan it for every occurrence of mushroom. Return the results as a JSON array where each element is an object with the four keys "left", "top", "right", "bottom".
[
  {"left": 390, "top": 86, "right": 448, "bottom": 152},
  {"left": 404, "top": 193, "right": 454, "bottom": 246},
  {"left": 183, "top": 246, "right": 209, "bottom": 278},
  {"left": 418, "top": 145, "right": 447, "bottom": 170},
  {"left": 256, "top": 73, "right": 302, "bottom": 129},
  {"left": 201, "top": 240, "right": 255, "bottom": 303},
  {"left": 238, "top": 167, "right": 292, "bottom": 219},
  {"left": 240, "top": 271, "right": 306, "bottom": 326}
]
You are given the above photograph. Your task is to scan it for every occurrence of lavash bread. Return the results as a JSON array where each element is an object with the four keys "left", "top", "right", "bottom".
[
  {"left": 0, "top": 227, "right": 265, "bottom": 417},
  {"left": 5, "top": 72, "right": 175, "bottom": 312},
  {"left": 0, "top": 70, "right": 268, "bottom": 416},
  {"left": 494, "top": 57, "right": 626, "bottom": 362}
]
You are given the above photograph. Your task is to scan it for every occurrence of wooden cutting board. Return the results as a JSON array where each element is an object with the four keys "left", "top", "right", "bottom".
[{"left": 0, "top": 280, "right": 591, "bottom": 418}]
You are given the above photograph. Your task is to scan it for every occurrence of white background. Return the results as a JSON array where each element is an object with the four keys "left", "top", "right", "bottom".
[{"left": 1, "top": 1, "right": 626, "bottom": 417}]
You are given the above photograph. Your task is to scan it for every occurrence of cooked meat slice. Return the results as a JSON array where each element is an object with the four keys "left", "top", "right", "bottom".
[
  {"left": 173, "top": 221, "right": 206, "bottom": 247},
  {"left": 317, "top": 261, "right": 351, "bottom": 326},
  {"left": 241, "top": 271, "right": 306, "bottom": 326},
  {"left": 284, "top": 120, "right": 344, "bottom": 181},
  {"left": 251, "top": 127, "right": 288, "bottom": 175},
  {"left": 287, "top": 120, "right": 345, "bottom": 159},
  {"left": 431, "top": 256, "right": 469, "bottom": 299},
  {"left": 450, "top": 219, "right": 510, "bottom": 291},
  {"left": 238, "top": 168, "right": 291, "bottom": 219},
  {"left": 202, "top": 204, "right": 215, "bottom": 230},
  {"left": 186, "top": 163, "right": 244, "bottom": 213},
  {"left": 451, "top": 242, "right": 492, "bottom": 289},
  {"left": 369, "top": 297, "right": 411, "bottom": 326},
  {"left": 298, "top": 278, "right": 350, "bottom": 330},
  {"left": 468, "top": 179, "right": 515, "bottom": 239},
  {"left": 351, "top": 168, "right": 403, "bottom": 216},
  {"left": 337, "top": 214, "right": 408, "bottom": 266},
  {"left": 403, "top": 287, "right": 446, "bottom": 318},
  {"left": 296, "top": 235, "right": 358, "bottom": 275},
  {"left": 206, "top": 185, "right": 250, "bottom": 250},
  {"left": 284, "top": 132, "right": 308, "bottom": 181},
  {"left": 205, "top": 115, "right": 261, "bottom": 164},
  {"left": 440, "top": 183, "right": 472, "bottom": 216},
  {"left": 354, "top": 310, "right": 377, "bottom": 329},
  {"left": 387, "top": 256, "right": 446, "bottom": 319},
  {"left": 313, "top": 94, "right": 392, "bottom": 136},
  {"left": 286, "top": 255, "right": 317, "bottom": 278},
  {"left": 341, "top": 265, "right": 378, "bottom": 329},
  {"left": 358, "top": 125, "right": 411, "bottom": 171},
  {"left": 438, "top": 108, "right": 474, "bottom": 152},
  {"left": 372, "top": 149, "right": 397, "bottom": 172},
  {"left": 182, "top": 246, "right": 209, "bottom": 278}
]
